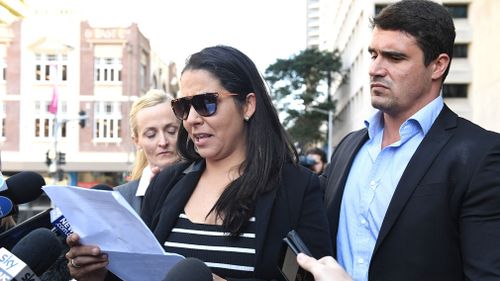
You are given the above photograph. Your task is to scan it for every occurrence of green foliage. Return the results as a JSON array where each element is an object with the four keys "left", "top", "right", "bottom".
[{"left": 265, "top": 48, "right": 342, "bottom": 149}]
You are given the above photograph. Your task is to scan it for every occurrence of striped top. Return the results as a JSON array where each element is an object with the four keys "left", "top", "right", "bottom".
[{"left": 163, "top": 212, "right": 257, "bottom": 279}]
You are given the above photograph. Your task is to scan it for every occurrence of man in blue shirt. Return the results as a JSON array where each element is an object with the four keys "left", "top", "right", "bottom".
[{"left": 321, "top": 1, "right": 500, "bottom": 280}]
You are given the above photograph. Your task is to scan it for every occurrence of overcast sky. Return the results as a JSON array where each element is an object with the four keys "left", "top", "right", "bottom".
[{"left": 82, "top": 0, "right": 307, "bottom": 73}]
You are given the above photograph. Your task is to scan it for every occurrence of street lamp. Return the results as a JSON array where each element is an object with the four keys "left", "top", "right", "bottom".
[
  {"left": 49, "top": 111, "right": 88, "bottom": 184},
  {"left": 308, "top": 107, "right": 334, "bottom": 161}
]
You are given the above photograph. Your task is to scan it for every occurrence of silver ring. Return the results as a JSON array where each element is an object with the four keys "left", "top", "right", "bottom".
[{"left": 70, "top": 258, "right": 81, "bottom": 268}]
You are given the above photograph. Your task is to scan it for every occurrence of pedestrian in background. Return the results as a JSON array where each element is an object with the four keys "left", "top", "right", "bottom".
[{"left": 305, "top": 147, "right": 327, "bottom": 174}]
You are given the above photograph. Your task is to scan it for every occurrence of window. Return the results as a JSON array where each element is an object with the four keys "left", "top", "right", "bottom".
[
  {"left": 93, "top": 101, "right": 122, "bottom": 142},
  {"left": 443, "top": 84, "right": 468, "bottom": 98},
  {"left": 34, "top": 54, "right": 68, "bottom": 82},
  {"left": 139, "top": 51, "right": 148, "bottom": 89},
  {"left": 444, "top": 4, "right": 468, "bottom": 18},
  {"left": 0, "top": 102, "right": 5, "bottom": 139},
  {"left": 375, "top": 4, "right": 388, "bottom": 15},
  {"left": 34, "top": 101, "right": 67, "bottom": 138},
  {"left": 453, "top": 44, "right": 468, "bottom": 58},
  {"left": 94, "top": 57, "right": 122, "bottom": 83},
  {"left": 1, "top": 57, "right": 5, "bottom": 81}
]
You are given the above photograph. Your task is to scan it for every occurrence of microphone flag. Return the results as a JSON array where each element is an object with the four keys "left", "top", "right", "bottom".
[{"left": 0, "top": 247, "right": 40, "bottom": 281}]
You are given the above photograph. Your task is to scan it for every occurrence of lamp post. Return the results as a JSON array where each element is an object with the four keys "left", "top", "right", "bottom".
[
  {"left": 308, "top": 107, "right": 334, "bottom": 161},
  {"left": 49, "top": 112, "right": 88, "bottom": 184}
]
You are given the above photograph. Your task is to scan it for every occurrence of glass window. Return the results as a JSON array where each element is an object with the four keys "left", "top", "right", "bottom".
[
  {"left": 443, "top": 84, "right": 468, "bottom": 98},
  {"left": 34, "top": 54, "right": 68, "bottom": 82},
  {"left": 444, "top": 4, "right": 468, "bottom": 18},
  {"left": 0, "top": 102, "right": 5, "bottom": 139},
  {"left": 453, "top": 44, "right": 468, "bottom": 58},
  {"left": 375, "top": 4, "right": 388, "bottom": 15},
  {"left": 93, "top": 101, "right": 122, "bottom": 142},
  {"left": 1, "top": 58, "right": 5, "bottom": 81},
  {"left": 94, "top": 57, "right": 122, "bottom": 83},
  {"left": 34, "top": 100, "right": 67, "bottom": 138}
]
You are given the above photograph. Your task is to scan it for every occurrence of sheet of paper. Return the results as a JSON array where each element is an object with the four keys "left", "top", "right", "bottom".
[
  {"left": 106, "top": 251, "right": 183, "bottom": 281},
  {"left": 43, "top": 185, "right": 184, "bottom": 281}
]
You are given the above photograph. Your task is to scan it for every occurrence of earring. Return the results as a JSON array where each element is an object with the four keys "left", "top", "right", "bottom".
[{"left": 244, "top": 116, "right": 250, "bottom": 121}]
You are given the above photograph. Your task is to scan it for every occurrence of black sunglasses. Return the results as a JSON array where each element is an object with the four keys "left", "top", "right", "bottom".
[{"left": 171, "top": 92, "right": 238, "bottom": 120}]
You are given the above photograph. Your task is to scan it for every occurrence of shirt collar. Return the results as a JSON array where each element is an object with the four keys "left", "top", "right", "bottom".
[
  {"left": 135, "top": 166, "right": 153, "bottom": 197},
  {"left": 364, "top": 95, "right": 444, "bottom": 138}
]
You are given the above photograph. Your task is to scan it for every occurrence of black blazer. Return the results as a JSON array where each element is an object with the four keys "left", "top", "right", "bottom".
[
  {"left": 142, "top": 160, "right": 332, "bottom": 281},
  {"left": 321, "top": 105, "right": 500, "bottom": 281}
]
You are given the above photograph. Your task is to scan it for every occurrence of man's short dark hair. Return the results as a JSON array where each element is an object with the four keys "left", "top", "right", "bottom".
[
  {"left": 306, "top": 147, "right": 327, "bottom": 164},
  {"left": 372, "top": 0, "right": 456, "bottom": 82}
]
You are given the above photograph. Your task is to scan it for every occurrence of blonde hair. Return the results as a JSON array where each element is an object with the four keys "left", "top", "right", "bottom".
[{"left": 129, "top": 89, "right": 175, "bottom": 180}]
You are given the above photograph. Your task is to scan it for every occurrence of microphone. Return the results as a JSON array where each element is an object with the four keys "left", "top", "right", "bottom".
[
  {"left": 0, "top": 228, "right": 62, "bottom": 280},
  {"left": 49, "top": 207, "right": 72, "bottom": 238},
  {"left": 163, "top": 258, "right": 213, "bottom": 281},
  {"left": 0, "top": 171, "right": 45, "bottom": 204},
  {"left": 90, "top": 184, "right": 113, "bottom": 191},
  {"left": 0, "top": 209, "right": 52, "bottom": 250},
  {"left": 0, "top": 196, "right": 15, "bottom": 218}
]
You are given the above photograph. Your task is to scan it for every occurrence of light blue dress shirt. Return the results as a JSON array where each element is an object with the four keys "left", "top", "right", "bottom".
[{"left": 336, "top": 96, "right": 444, "bottom": 281}]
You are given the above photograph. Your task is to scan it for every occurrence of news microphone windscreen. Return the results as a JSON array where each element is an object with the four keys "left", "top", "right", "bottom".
[
  {"left": 90, "top": 184, "right": 113, "bottom": 191},
  {"left": 2, "top": 171, "right": 45, "bottom": 204},
  {"left": 164, "top": 258, "right": 212, "bottom": 281},
  {"left": 0, "top": 209, "right": 52, "bottom": 250},
  {"left": 0, "top": 196, "right": 14, "bottom": 218},
  {"left": 11, "top": 228, "right": 62, "bottom": 276}
]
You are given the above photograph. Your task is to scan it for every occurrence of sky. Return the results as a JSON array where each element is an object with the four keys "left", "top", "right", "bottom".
[{"left": 81, "top": 0, "right": 307, "bottom": 73}]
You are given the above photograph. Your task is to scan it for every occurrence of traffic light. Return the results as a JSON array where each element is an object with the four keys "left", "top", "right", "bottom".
[
  {"left": 79, "top": 110, "right": 87, "bottom": 128},
  {"left": 56, "top": 168, "right": 65, "bottom": 181},
  {"left": 45, "top": 151, "right": 52, "bottom": 166},
  {"left": 57, "top": 152, "right": 66, "bottom": 165}
]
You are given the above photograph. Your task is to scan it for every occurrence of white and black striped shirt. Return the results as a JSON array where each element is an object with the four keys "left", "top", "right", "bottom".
[{"left": 164, "top": 212, "right": 257, "bottom": 279}]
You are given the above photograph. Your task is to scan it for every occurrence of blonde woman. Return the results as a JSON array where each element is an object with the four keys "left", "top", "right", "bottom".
[{"left": 115, "top": 89, "right": 180, "bottom": 213}]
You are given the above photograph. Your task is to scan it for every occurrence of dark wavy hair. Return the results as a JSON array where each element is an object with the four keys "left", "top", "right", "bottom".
[
  {"left": 177, "top": 45, "right": 298, "bottom": 236},
  {"left": 372, "top": 0, "right": 456, "bottom": 82}
]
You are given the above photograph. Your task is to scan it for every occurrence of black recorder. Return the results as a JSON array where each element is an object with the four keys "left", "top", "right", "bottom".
[{"left": 278, "top": 230, "right": 314, "bottom": 281}]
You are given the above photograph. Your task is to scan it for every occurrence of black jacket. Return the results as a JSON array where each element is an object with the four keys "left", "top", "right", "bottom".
[{"left": 142, "top": 160, "right": 332, "bottom": 281}]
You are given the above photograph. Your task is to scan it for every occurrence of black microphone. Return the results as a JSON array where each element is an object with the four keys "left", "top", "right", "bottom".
[
  {"left": 11, "top": 228, "right": 62, "bottom": 276},
  {"left": 0, "top": 209, "right": 52, "bottom": 250},
  {"left": 0, "top": 196, "right": 15, "bottom": 219},
  {"left": 0, "top": 228, "right": 62, "bottom": 280},
  {"left": 0, "top": 171, "right": 45, "bottom": 204},
  {"left": 164, "top": 258, "right": 213, "bottom": 281},
  {"left": 90, "top": 184, "right": 113, "bottom": 191}
]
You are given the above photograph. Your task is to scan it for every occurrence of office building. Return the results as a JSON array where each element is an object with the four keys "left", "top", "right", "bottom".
[{"left": 307, "top": 0, "right": 500, "bottom": 145}]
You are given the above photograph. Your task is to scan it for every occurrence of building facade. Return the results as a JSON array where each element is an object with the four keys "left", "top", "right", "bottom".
[
  {"left": 307, "top": 0, "right": 500, "bottom": 145},
  {"left": 0, "top": 2, "right": 177, "bottom": 218}
]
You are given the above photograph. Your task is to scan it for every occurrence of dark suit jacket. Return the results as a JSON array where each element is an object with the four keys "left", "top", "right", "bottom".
[
  {"left": 115, "top": 179, "right": 142, "bottom": 214},
  {"left": 142, "top": 160, "right": 332, "bottom": 281},
  {"left": 321, "top": 105, "right": 500, "bottom": 281}
]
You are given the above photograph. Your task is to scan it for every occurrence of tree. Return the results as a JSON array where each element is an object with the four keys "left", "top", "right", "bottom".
[{"left": 265, "top": 48, "right": 342, "bottom": 150}]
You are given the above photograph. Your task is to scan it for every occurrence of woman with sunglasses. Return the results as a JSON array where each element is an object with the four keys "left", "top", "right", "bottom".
[{"left": 65, "top": 45, "right": 332, "bottom": 281}]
